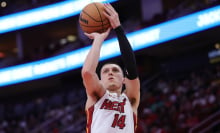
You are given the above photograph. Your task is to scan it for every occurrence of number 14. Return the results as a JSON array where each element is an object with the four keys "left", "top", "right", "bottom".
[{"left": 111, "top": 114, "right": 126, "bottom": 129}]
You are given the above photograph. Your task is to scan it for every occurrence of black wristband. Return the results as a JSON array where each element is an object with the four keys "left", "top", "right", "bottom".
[{"left": 114, "top": 26, "right": 138, "bottom": 80}]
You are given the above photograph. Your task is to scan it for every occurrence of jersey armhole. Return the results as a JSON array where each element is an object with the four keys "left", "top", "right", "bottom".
[
  {"left": 86, "top": 105, "right": 94, "bottom": 133},
  {"left": 133, "top": 113, "right": 138, "bottom": 132}
]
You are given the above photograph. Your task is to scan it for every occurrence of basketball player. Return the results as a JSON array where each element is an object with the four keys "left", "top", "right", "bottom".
[{"left": 81, "top": 3, "right": 140, "bottom": 133}]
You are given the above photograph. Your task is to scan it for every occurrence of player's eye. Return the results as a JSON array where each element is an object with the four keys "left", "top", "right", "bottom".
[
  {"left": 112, "top": 68, "right": 119, "bottom": 72},
  {"left": 103, "top": 69, "right": 109, "bottom": 73}
]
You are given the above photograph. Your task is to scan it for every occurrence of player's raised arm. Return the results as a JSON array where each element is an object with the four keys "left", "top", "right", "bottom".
[
  {"left": 104, "top": 3, "right": 140, "bottom": 111},
  {"left": 81, "top": 29, "right": 111, "bottom": 108}
]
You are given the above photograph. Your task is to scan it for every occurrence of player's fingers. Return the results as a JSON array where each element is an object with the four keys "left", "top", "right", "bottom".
[
  {"left": 106, "top": 3, "right": 115, "bottom": 12},
  {"left": 103, "top": 11, "right": 110, "bottom": 19},
  {"left": 104, "top": 6, "right": 118, "bottom": 20},
  {"left": 104, "top": 3, "right": 115, "bottom": 15},
  {"left": 102, "top": 28, "right": 111, "bottom": 39},
  {"left": 84, "top": 32, "right": 94, "bottom": 39},
  {"left": 84, "top": 32, "right": 89, "bottom": 36},
  {"left": 103, "top": 4, "right": 111, "bottom": 15},
  {"left": 106, "top": 27, "right": 111, "bottom": 33}
]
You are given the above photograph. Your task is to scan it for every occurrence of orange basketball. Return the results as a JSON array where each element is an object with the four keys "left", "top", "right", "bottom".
[{"left": 79, "top": 2, "right": 111, "bottom": 34}]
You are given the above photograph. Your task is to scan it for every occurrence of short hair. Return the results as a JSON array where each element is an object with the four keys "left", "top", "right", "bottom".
[{"left": 97, "top": 60, "right": 125, "bottom": 79}]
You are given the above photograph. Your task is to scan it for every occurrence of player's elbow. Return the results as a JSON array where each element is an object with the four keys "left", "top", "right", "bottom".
[{"left": 81, "top": 68, "right": 93, "bottom": 79}]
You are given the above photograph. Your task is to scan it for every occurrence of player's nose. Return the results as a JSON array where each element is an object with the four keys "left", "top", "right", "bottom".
[{"left": 108, "top": 71, "right": 113, "bottom": 75}]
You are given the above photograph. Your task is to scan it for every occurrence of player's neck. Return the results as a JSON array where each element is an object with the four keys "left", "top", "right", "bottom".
[{"left": 107, "top": 89, "right": 122, "bottom": 96}]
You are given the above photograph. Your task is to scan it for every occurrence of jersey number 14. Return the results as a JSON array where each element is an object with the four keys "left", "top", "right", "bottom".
[{"left": 111, "top": 114, "right": 126, "bottom": 129}]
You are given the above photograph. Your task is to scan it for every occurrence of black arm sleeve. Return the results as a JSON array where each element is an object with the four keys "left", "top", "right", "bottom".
[{"left": 114, "top": 25, "right": 138, "bottom": 80}]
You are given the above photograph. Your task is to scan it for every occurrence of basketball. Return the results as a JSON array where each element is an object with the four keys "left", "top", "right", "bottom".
[{"left": 79, "top": 2, "right": 111, "bottom": 34}]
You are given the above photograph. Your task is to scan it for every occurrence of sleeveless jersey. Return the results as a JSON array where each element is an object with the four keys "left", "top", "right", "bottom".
[{"left": 86, "top": 90, "right": 137, "bottom": 133}]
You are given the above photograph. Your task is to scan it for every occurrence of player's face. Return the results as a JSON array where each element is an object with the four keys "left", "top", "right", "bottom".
[{"left": 100, "top": 64, "right": 124, "bottom": 91}]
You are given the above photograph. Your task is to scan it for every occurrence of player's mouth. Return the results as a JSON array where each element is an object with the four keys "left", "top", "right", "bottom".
[{"left": 108, "top": 77, "right": 114, "bottom": 80}]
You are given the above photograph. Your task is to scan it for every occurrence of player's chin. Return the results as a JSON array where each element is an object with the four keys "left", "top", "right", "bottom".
[{"left": 107, "top": 84, "right": 120, "bottom": 91}]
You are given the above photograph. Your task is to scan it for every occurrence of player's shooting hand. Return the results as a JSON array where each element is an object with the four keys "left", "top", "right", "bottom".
[
  {"left": 84, "top": 28, "right": 111, "bottom": 40},
  {"left": 103, "top": 3, "right": 120, "bottom": 29}
]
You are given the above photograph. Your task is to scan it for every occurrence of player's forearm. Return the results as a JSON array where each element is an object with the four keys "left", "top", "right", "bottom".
[
  {"left": 114, "top": 26, "right": 138, "bottom": 80},
  {"left": 82, "top": 38, "right": 103, "bottom": 73}
]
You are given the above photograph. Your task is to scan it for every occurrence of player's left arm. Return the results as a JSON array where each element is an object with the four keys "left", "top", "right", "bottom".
[
  {"left": 104, "top": 3, "right": 140, "bottom": 113},
  {"left": 115, "top": 26, "right": 140, "bottom": 114}
]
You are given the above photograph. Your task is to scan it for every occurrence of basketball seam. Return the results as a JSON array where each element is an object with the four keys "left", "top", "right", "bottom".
[
  {"left": 93, "top": 3, "right": 104, "bottom": 32},
  {"left": 82, "top": 10, "right": 108, "bottom": 23}
]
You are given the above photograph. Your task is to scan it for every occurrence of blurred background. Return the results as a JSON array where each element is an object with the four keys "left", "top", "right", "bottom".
[{"left": 0, "top": 0, "right": 220, "bottom": 132}]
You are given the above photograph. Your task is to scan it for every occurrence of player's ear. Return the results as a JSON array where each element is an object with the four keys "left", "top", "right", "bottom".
[{"left": 122, "top": 77, "right": 125, "bottom": 84}]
